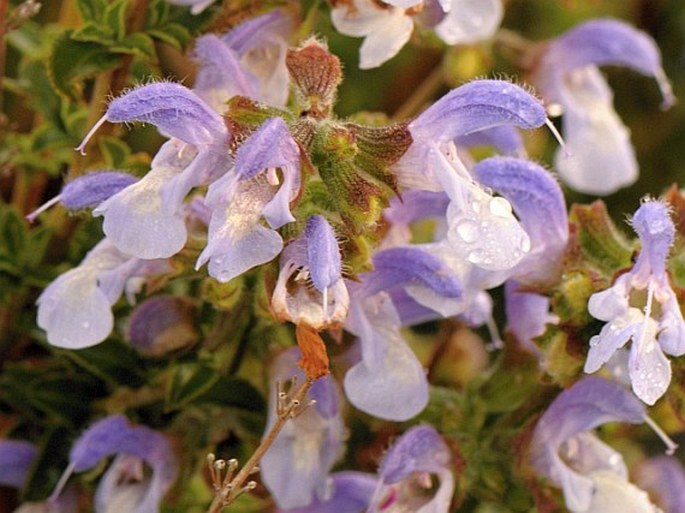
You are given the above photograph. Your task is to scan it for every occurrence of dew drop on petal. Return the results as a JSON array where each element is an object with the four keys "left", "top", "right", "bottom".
[
  {"left": 456, "top": 219, "right": 479, "bottom": 243},
  {"left": 489, "top": 196, "right": 513, "bottom": 218}
]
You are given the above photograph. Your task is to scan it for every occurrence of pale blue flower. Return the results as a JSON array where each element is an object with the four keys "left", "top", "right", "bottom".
[
  {"left": 271, "top": 215, "right": 349, "bottom": 329},
  {"left": 532, "top": 19, "right": 675, "bottom": 195},
  {"left": 585, "top": 200, "right": 685, "bottom": 405},
  {"left": 51, "top": 415, "right": 177, "bottom": 513},
  {"left": 261, "top": 348, "right": 347, "bottom": 509},
  {"left": 0, "top": 440, "right": 37, "bottom": 488},
  {"left": 37, "top": 239, "right": 170, "bottom": 348},
  {"left": 529, "top": 377, "right": 660, "bottom": 513},
  {"left": 196, "top": 117, "right": 301, "bottom": 283}
]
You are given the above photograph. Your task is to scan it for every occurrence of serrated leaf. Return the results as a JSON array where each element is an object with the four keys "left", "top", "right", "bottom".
[
  {"left": 71, "top": 21, "right": 115, "bottom": 45},
  {"left": 111, "top": 32, "right": 156, "bottom": 59},
  {"left": 48, "top": 31, "right": 120, "bottom": 101},
  {"left": 76, "top": 0, "right": 108, "bottom": 22},
  {"left": 105, "top": 0, "right": 131, "bottom": 41},
  {"left": 146, "top": 0, "right": 171, "bottom": 28},
  {"left": 166, "top": 363, "right": 220, "bottom": 410},
  {"left": 148, "top": 23, "right": 192, "bottom": 50}
]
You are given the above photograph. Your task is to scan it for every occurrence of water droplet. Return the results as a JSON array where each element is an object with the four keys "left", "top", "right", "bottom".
[
  {"left": 82, "top": 321, "right": 90, "bottom": 329},
  {"left": 456, "top": 219, "right": 479, "bottom": 243},
  {"left": 489, "top": 197, "right": 512, "bottom": 218},
  {"left": 471, "top": 200, "right": 481, "bottom": 214},
  {"left": 590, "top": 338, "right": 599, "bottom": 347},
  {"left": 468, "top": 250, "right": 486, "bottom": 265}
]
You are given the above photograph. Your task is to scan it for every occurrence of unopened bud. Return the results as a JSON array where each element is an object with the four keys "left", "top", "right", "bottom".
[{"left": 286, "top": 39, "right": 342, "bottom": 119}]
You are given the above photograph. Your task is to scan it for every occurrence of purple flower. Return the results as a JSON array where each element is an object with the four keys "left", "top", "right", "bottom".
[
  {"left": 272, "top": 216, "right": 349, "bottom": 329},
  {"left": 51, "top": 415, "right": 177, "bottom": 513},
  {"left": 635, "top": 456, "right": 685, "bottom": 513},
  {"left": 193, "top": 10, "right": 293, "bottom": 110},
  {"left": 26, "top": 171, "right": 138, "bottom": 223},
  {"left": 196, "top": 117, "right": 301, "bottom": 282},
  {"left": 37, "top": 239, "right": 170, "bottom": 348},
  {"left": 532, "top": 19, "right": 675, "bottom": 195},
  {"left": 0, "top": 440, "right": 37, "bottom": 488},
  {"left": 261, "top": 348, "right": 347, "bottom": 509},
  {"left": 279, "top": 426, "right": 453, "bottom": 513},
  {"left": 472, "top": 156, "right": 568, "bottom": 286},
  {"left": 584, "top": 200, "right": 685, "bottom": 405},
  {"left": 504, "top": 281, "right": 558, "bottom": 356},
  {"left": 343, "top": 282, "right": 429, "bottom": 421},
  {"left": 529, "top": 377, "right": 658, "bottom": 513}
]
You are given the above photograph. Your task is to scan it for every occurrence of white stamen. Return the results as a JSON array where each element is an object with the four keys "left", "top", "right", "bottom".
[
  {"left": 485, "top": 314, "right": 504, "bottom": 351},
  {"left": 26, "top": 194, "right": 62, "bottom": 223},
  {"left": 654, "top": 67, "right": 676, "bottom": 110},
  {"left": 636, "top": 281, "right": 656, "bottom": 351},
  {"left": 544, "top": 117, "right": 570, "bottom": 157},
  {"left": 644, "top": 414, "right": 678, "bottom": 455},
  {"left": 266, "top": 168, "right": 280, "bottom": 186},
  {"left": 75, "top": 114, "right": 109, "bottom": 156},
  {"left": 322, "top": 286, "right": 329, "bottom": 322},
  {"left": 48, "top": 461, "right": 75, "bottom": 503}
]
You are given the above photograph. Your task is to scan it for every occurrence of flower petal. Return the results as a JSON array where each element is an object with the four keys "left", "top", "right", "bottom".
[{"left": 434, "top": 0, "right": 503, "bottom": 45}]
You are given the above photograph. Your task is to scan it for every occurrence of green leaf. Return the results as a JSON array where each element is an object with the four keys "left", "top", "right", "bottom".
[
  {"left": 22, "top": 426, "right": 71, "bottom": 502},
  {"left": 99, "top": 136, "right": 132, "bottom": 168},
  {"left": 48, "top": 31, "right": 120, "bottom": 101},
  {"left": 166, "top": 362, "right": 221, "bottom": 410},
  {"left": 568, "top": 201, "right": 633, "bottom": 278},
  {"left": 56, "top": 339, "right": 147, "bottom": 387},
  {"left": 0, "top": 205, "right": 26, "bottom": 256},
  {"left": 194, "top": 376, "right": 266, "bottom": 411},
  {"left": 111, "top": 32, "right": 157, "bottom": 59},
  {"left": 71, "top": 21, "right": 115, "bottom": 45},
  {"left": 105, "top": 0, "right": 131, "bottom": 41},
  {"left": 76, "top": 0, "right": 108, "bottom": 22},
  {"left": 148, "top": 23, "right": 192, "bottom": 50}
]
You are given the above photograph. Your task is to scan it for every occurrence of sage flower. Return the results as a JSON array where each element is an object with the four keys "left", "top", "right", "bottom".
[
  {"left": 584, "top": 200, "right": 685, "bottom": 405},
  {"left": 531, "top": 19, "right": 675, "bottom": 194}
]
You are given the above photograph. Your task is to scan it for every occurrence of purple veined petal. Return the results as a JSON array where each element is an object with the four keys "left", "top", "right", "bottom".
[
  {"left": 370, "top": 247, "right": 462, "bottom": 299},
  {"left": 629, "top": 328, "right": 671, "bottom": 406},
  {"left": 472, "top": 156, "right": 568, "bottom": 285},
  {"left": 26, "top": 171, "right": 138, "bottom": 222},
  {"left": 434, "top": 0, "right": 503, "bottom": 45},
  {"left": 384, "top": 190, "right": 450, "bottom": 227},
  {"left": 94, "top": 165, "right": 188, "bottom": 259},
  {"left": 235, "top": 118, "right": 300, "bottom": 180},
  {"left": 504, "top": 281, "right": 556, "bottom": 355},
  {"left": 0, "top": 440, "right": 37, "bottom": 488},
  {"left": 277, "top": 472, "right": 377, "bottom": 513},
  {"left": 69, "top": 416, "right": 132, "bottom": 472},
  {"left": 536, "top": 18, "right": 675, "bottom": 108},
  {"left": 456, "top": 125, "right": 525, "bottom": 156},
  {"left": 193, "top": 34, "right": 260, "bottom": 112},
  {"left": 409, "top": 79, "right": 547, "bottom": 143},
  {"left": 221, "top": 9, "right": 293, "bottom": 56},
  {"left": 635, "top": 456, "right": 685, "bottom": 513},
  {"left": 388, "top": 288, "right": 442, "bottom": 326},
  {"left": 221, "top": 9, "right": 293, "bottom": 107},
  {"left": 553, "top": 67, "right": 639, "bottom": 195},
  {"left": 630, "top": 200, "right": 675, "bottom": 282},
  {"left": 344, "top": 286, "right": 393, "bottom": 370},
  {"left": 529, "top": 377, "right": 646, "bottom": 512},
  {"left": 379, "top": 426, "right": 451, "bottom": 482},
  {"left": 305, "top": 216, "right": 342, "bottom": 292},
  {"left": 261, "top": 349, "right": 346, "bottom": 509},
  {"left": 344, "top": 294, "right": 428, "bottom": 421},
  {"left": 76, "top": 83, "right": 227, "bottom": 155},
  {"left": 196, "top": 171, "right": 283, "bottom": 282}
]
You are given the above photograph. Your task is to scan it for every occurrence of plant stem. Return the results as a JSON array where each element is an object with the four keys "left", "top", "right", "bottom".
[{"left": 207, "top": 378, "right": 314, "bottom": 513}]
